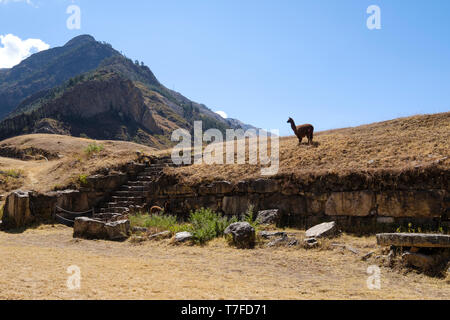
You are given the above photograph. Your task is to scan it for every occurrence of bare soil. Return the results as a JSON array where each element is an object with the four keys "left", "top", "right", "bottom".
[{"left": 0, "top": 225, "right": 448, "bottom": 300}]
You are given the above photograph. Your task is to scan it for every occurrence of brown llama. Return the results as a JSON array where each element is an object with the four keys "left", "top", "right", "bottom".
[{"left": 287, "top": 117, "right": 314, "bottom": 145}]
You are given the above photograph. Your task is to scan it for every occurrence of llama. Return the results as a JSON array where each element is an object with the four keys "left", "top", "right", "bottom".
[{"left": 287, "top": 117, "right": 314, "bottom": 145}]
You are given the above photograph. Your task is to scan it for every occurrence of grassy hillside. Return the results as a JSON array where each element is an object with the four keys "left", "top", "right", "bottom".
[
  {"left": 168, "top": 112, "right": 450, "bottom": 184},
  {"left": 0, "top": 112, "right": 447, "bottom": 194},
  {"left": 0, "top": 134, "right": 159, "bottom": 194}
]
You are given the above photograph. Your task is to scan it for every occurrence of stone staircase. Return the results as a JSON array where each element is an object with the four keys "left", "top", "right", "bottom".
[{"left": 94, "top": 156, "right": 176, "bottom": 220}]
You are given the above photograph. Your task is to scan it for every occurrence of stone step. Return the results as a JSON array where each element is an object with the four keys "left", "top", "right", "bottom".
[
  {"left": 135, "top": 175, "right": 156, "bottom": 181},
  {"left": 120, "top": 185, "right": 146, "bottom": 191},
  {"left": 113, "top": 190, "right": 146, "bottom": 196},
  {"left": 107, "top": 201, "right": 137, "bottom": 207},
  {"left": 99, "top": 207, "right": 129, "bottom": 213},
  {"left": 111, "top": 196, "right": 145, "bottom": 202},
  {"left": 128, "top": 181, "right": 151, "bottom": 186}
]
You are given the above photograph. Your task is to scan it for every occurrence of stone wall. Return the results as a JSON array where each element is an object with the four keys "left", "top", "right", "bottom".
[
  {"left": 145, "top": 168, "right": 449, "bottom": 234},
  {"left": 1, "top": 162, "right": 145, "bottom": 230}
]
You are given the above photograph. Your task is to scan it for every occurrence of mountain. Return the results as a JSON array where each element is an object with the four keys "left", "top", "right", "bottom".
[{"left": 0, "top": 35, "right": 253, "bottom": 148}]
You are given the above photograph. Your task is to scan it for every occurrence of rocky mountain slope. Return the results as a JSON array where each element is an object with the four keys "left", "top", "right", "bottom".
[{"left": 0, "top": 35, "right": 255, "bottom": 148}]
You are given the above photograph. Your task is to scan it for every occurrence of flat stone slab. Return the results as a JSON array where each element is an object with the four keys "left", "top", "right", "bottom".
[
  {"left": 377, "top": 233, "right": 450, "bottom": 248},
  {"left": 305, "top": 221, "right": 337, "bottom": 239}
]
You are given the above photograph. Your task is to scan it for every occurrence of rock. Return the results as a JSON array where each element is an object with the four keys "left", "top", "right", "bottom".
[
  {"left": 267, "top": 236, "right": 288, "bottom": 247},
  {"left": 199, "top": 181, "right": 233, "bottom": 195},
  {"left": 259, "top": 231, "right": 287, "bottom": 239},
  {"left": 175, "top": 231, "right": 193, "bottom": 243},
  {"left": 2, "top": 190, "right": 32, "bottom": 229},
  {"left": 288, "top": 238, "right": 299, "bottom": 247},
  {"left": 376, "top": 233, "right": 450, "bottom": 248},
  {"left": 304, "top": 237, "right": 318, "bottom": 248},
  {"left": 148, "top": 230, "right": 171, "bottom": 240},
  {"left": 248, "top": 179, "right": 280, "bottom": 194},
  {"left": 305, "top": 222, "right": 338, "bottom": 239},
  {"left": 402, "top": 252, "right": 435, "bottom": 270},
  {"left": 73, "top": 217, "right": 130, "bottom": 241},
  {"left": 377, "top": 217, "right": 395, "bottom": 224},
  {"left": 362, "top": 251, "right": 375, "bottom": 261},
  {"left": 224, "top": 222, "right": 256, "bottom": 249},
  {"left": 376, "top": 191, "right": 443, "bottom": 218},
  {"left": 256, "top": 209, "right": 281, "bottom": 225},
  {"left": 132, "top": 226, "right": 148, "bottom": 233},
  {"left": 104, "top": 220, "right": 130, "bottom": 240},
  {"left": 73, "top": 217, "right": 108, "bottom": 239},
  {"left": 86, "top": 173, "right": 128, "bottom": 192},
  {"left": 331, "top": 243, "right": 359, "bottom": 254},
  {"left": 96, "top": 213, "right": 123, "bottom": 221},
  {"left": 325, "top": 191, "right": 375, "bottom": 217},
  {"left": 222, "top": 196, "right": 251, "bottom": 216}
]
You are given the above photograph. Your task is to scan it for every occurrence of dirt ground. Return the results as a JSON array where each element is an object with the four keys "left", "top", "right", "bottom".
[{"left": 0, "top": 225, "right": 448, "bottom": 300}]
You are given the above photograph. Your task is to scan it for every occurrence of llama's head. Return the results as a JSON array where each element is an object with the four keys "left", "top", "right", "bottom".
[{"left": 287, "top": 117, "right": 294, "bottom": 124}]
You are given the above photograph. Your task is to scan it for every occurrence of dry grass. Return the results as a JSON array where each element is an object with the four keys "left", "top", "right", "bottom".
[
  {"left": 0, "top": 134, "right": 159, "bottom": 194},
  {"left": 0, "top": 225, "right": 448, "bottom": 300},
  {"left": 168, "top": 112, "right": 450, "bottom": 184}
]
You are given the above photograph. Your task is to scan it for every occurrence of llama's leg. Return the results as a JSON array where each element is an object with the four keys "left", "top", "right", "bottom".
[
  {"left": 309, "top": 132, "right": 314, "bottom": 145},
  {"left": 298, "top": 137, "right": 302, "bottom": 145}
]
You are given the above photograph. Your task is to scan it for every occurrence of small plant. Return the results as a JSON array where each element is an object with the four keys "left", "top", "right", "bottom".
[
  {"left": 3, "top": 169, "right": 23, "bottom": 178},
  {"left": 189, "top": 208, "right": 238, "bottom": 244},
  {"left": 243, "top": 204, "right": 259, "bottom": 230},
  {"left": 130, "top": 213, "right": 189, "bottom": 234},
  {"left": 84, "top": 143, "right": 104, "bottom": 156},
  {"left": 78, "top": 174, "right": 88, "bottom": 185}
]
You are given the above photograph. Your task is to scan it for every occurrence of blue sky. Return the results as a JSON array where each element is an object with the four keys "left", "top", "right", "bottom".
[{"left": 1, "top": 0, "right": 449, "bottom": 135}]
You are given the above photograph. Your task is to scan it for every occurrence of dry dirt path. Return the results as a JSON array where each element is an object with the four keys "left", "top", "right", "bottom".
[{"left": 0, "top": 225, "right": 448, "bottom": 300}]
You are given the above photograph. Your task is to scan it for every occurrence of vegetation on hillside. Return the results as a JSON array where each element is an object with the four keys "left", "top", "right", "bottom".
[
  {"left": 130, "top": 207, "right": 258, "bottom": 244},
  {"left": 169, "top": 112, "right": 450, "bottom": 184}
]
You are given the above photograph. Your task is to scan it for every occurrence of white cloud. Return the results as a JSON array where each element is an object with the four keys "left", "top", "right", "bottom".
[
  {"left": 215, "top": 111, "right": 228, "bottom": 119},
  {"left": 0, "top": 34, "right": 50, "bottom": 68}
]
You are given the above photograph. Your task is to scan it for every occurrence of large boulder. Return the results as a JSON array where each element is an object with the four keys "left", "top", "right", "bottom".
[
  {"left": 256, "top": 209, "right": 281, "bottom": 225},
  {"left": 305, "top": 221, "right": 338, "bottom": 239},
  {"left": 2, "top": 190, "right": 32, "bottom": 229},
  {"left": 104, "top": 220, "right": 130, "bottom": 240},
  {"left": 73, "top": 217, "right": 130, "bottom": 241},
  {"left": 224, "top": 222, "right": 255, "bottom": 249},
  {"left": 73, "top": 217, "right": 108, "bottom": 239}
]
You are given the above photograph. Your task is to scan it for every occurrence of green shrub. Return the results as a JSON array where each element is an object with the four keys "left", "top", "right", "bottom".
[
  {"left": 78, "top": 174, "right": 88, "bottom": 185},
  {"left": 3, "top": 169, "right": 23, "bottom": 178},
  {"left": 243, "top": 204, "right": 259, "bottom": 230},
  {"left": 189, "top": 208, "right": 238, "bottom": 244},
  {"left": 84, "top": 143, "right": 104, "bottom": 155},
  {"left": 130, "top": 213, "right": 189, "bottom": 234}
]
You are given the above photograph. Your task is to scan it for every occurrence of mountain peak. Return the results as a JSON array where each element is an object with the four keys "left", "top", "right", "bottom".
[{"left": 64, "top": 34, "right": 96, "bottom": 47}]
